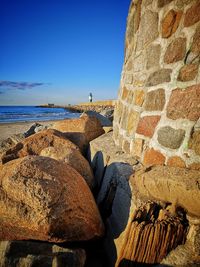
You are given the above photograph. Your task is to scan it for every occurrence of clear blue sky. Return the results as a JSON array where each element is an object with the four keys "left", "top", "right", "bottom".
[{"left": 0, "top": 0, "right": 130, "bottom": 105}]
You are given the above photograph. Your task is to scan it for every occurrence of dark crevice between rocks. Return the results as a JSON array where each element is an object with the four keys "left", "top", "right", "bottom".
[
  {"left": 98, "top": 180, "right": 117, "bottom": 219},
  {"left": 92, "top": 164, "right": 108, "bottom": 198}
]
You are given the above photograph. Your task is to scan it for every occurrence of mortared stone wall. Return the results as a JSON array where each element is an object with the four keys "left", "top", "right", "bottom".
[{"left": 113, "top": 0, "right": 200, "bottom": 169}]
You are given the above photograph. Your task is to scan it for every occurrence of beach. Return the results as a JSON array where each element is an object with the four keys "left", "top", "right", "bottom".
[{"left": 0, "top": 120, "right": 57, "bottom": 142}]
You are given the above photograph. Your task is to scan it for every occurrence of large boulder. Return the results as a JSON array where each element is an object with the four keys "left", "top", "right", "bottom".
[
  {"left": 0, "top": 156, "right": 104, "bottom": 242},
  {"left": 1, "top": 129, "right": 78, "bottom": 164},
  {"left": 52, "top": 114, "right": 105, "bottom": 146},
  {"left": 40, "top": 146, "right": 94, "bottom": 189},
  {"left": 0, "top": 240, "right": 86, "bottom": 267},
  {"left": 84, "top": 111, "right": 112, "bottom": 126}
]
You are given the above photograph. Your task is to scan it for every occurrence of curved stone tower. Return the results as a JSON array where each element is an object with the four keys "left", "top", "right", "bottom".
[{"left": 113, "top": 0, "right": 200, "bottom": 169}]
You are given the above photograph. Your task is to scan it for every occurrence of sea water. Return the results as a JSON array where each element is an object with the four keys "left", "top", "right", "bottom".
[{"left": 0, "top": 106, "right": 80, "bottom": 123}]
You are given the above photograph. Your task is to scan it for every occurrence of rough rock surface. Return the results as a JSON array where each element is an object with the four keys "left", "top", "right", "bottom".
[
  {"left": 84, "top": 111, "right": 112, "bottom": 127},
  {"left": 0, "top": 156, "right": 104, "bottom": 242},
  {"left": 146, "top": 69, "right": 172, "bottom": 86},
  {"left": 0, "top": 241, "right": 86, "bottom": 267},
  {"left": 189, "top": 130, "right": 200, "bottom": 156},
  {"left": 116, "top": 202, "right": 188, "bottom": 266},
  {"left": 131, "top": 166, "right": 200, "bottom": 217},
  {"left": 167, "top": 85, "right": 200, "bottom": 121},
  {"left": 52, "top": 114, "right": 104, "bottom": 143},
  {"left": 0, "top": 134, "right": 24, "bottom": 157},
  {"left": 136, "top": 116, "right": 161, "bottom": 137},
  {"left": 144, "top": 88, "right": 165, "bottom": 111},
  {"left": 161, "top": 9, "right": 182, "bottom": 38},
  {"left": 40, "top": 146, "right": 94, "bottom": 189},
  {"left": 164, "top": 37, "right": 186, "bottom": 64},
  {"left": 1, "top": 129, "right": 78, "bottom": 164},
  {"left": 157, "top": 126, "right": 185, "bottom": 149}
]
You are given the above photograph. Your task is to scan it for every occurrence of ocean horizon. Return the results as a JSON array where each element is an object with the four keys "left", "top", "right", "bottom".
[{"left": 0, "top": 105, "right": 80, "bottom": 123}]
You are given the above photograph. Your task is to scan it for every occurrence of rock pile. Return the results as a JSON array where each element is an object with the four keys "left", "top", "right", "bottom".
[{"left": 0, "top": 115, "right": 105, "bottom": 266}]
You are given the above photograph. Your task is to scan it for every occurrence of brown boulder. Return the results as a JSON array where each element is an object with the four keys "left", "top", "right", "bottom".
[
  {"left": 40, "top": 146, "right": 94, "bottom": 189},
  {"left": 0, "top": 156, "right": 104, "bottom": 242},
  {"left": 52, "top": 114, "right": 105, "bottom": 144},
  {"left": 1, "top": 129, "right": 78, "bottom": 164},
  {"left": 63, "top": 132, "right": 89, "bottom": 154},
  {"left": 131, "top": 166, "right": 200, "bottom": 217}
]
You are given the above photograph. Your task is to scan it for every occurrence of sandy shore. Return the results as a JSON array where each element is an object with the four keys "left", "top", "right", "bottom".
[{"left": 0, "top": 120, "right": 59, "bottom": 142}]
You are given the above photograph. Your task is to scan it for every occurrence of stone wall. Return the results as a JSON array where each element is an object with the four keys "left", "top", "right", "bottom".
[{"left": 113, "top": 0, "right": 200, "bottom": 169}]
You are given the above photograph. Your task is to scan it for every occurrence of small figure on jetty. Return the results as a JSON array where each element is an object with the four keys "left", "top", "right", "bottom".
[{"left": 89, "top": 92, "right": 93, "bottom": 103}]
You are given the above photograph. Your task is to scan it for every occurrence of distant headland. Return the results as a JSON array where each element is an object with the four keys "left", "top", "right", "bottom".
[{"left": 37, "top": 100, "right": 116, "bottom": 113}]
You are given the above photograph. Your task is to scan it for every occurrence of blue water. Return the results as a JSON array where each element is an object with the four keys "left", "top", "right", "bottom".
[{"left": 0, "top": 106, "right": 80, "bottom": 123}]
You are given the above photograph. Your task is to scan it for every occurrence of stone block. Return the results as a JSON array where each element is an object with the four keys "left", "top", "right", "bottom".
[
  {"left": 115, "top": 101, "right": 123, "bottom": 124},
  {"left": 120, "top": 105, "right": 129, "bottom": 130},
  {"left": 167, "top": 84, "right": 200, "bottom": 121},
  {"left": 131, "top": 165, "right": 200, "bottom": 217},
  {"left": 167, "top": 156, "right": 186, "bottom": 168},
  {"left": 85, "top": 110, "right": 113, "bottom": 127},
  {"left": 162, "top": 10, "right": 182, "bottom": 38},
  {"left": 184, "top": 2, "right": 200, "bottom": 27},
  {"left": 157, "top": 126, "right": 185, "bottom": 149},
  {"left": 121, "top": 86, "right": 129, "bottom": 101},
  {"left": 136, "top": 115, "right": 161, "bottom": 137},
  {"left": 136, "top": 10, "right": 159, "bottom": 51},
  {"left": 146, "top": 69, "right": 172, "bottom": 86},
  {"left": 88, "top": 132, "right": 137, "bottom": 187},
  {"left": 127, "top": 90, "right": 134, "bottom": 104},
  {"left": 191, "top": 25, "right": 200, "bottom": 55},
  {"left": 178, "top": 64, "right": 199, "bottom": 82},
  {"left": 127, "top": 110, "right": 140, "bottom": 136},
  {"left": 143, "top": 148, "right": 166, "bottom": 166},
  {"left": 134, "top": 0, "right": 142, "bottom": 33},
  {"left": 134, "top": 89, "right": 145, "bottom": 106},
  {"left": 146, "top": 44, "right": 161, "bottom": 69},
  {"left": 122, "top": 139, "right": 130, "bottom": 154},
  {"left": 133, "top": 52, "right": 146, "bottom": 72},
  {"left": 126, "top": 2, "right": 135, "bottom": 47},
  {"left": 124, "top": 73, "right": 133, "bottom": 84},
  {"left": 164, "top": 37, "right": 186, "bottom": 64},
  {"left": 131, "top": 138, "right": 144, "bottom": 158},
  {"left": 188, "top": 130, "right": 200, "bottom": 156},
  {"left": 144, "top": 88, "right": 165, "bottom": 111},
  {"left": 126, "top": 59, "right": 133, "bottom": 71},
  {"left": 157, "top": 0, "right": 173, "bottom": 8}
]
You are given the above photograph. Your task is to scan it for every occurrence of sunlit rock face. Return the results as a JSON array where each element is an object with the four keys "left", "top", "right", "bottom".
[{"left": 0, "top": 156, "right": 104, "bottom": 242}]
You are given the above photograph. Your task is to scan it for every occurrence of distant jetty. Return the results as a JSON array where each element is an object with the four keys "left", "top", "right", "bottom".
[{"left": 37, "top": 100, "right": 116, "bottom": 113}]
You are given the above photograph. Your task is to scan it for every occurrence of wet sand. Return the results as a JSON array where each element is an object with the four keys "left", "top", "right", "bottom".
[{"left": 0, "top": 120, "right": 58, "bottom": 142}]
